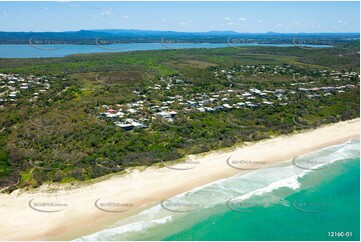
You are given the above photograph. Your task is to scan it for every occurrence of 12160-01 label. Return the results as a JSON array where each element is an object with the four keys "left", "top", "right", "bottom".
[{"left": 328, "top": 232, "right": 352, "bottom": 237}]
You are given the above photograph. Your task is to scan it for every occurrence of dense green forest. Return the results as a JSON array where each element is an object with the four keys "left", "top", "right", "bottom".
[{"left": 0, "top": 42, "right": 359, "bottom": 192}]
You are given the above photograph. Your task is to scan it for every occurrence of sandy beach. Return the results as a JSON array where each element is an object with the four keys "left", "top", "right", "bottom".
[{"left": 0, "top": 118, "right": 359, "bottom": 241}]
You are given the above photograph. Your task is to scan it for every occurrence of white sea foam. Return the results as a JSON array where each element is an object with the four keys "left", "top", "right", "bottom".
[
  {"left": 231, "top": 175, "right": 301, "bottom": 202},
  {"left": 76, "top": 140, "right": 359, "bottom": 241}
]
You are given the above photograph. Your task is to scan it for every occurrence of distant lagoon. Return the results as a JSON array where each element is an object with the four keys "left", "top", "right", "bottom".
[{"left": 0, "top": 43, "right": 333, "bottom": 58}]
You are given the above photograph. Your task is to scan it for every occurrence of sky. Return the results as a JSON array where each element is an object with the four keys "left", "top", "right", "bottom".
[{"left": 0, "top": 1, "right": 359, "bottom": 33}]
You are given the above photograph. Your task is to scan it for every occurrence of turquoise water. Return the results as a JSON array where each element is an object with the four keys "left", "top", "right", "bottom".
[
  {"left": 77, "top": 140, "right": 359, "bottom": 241},
  {"left": 0, "top": 43, "right": 332, "bottom": 58}
]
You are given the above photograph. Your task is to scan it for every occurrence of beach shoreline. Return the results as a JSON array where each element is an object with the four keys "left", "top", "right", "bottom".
[{"left": 0, "top": 118, "right": 359, "bottom": 241}]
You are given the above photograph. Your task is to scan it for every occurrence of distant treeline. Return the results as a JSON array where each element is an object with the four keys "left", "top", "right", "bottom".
[{"left": 0, "top": 29, "right": 359, "bottom": 45}]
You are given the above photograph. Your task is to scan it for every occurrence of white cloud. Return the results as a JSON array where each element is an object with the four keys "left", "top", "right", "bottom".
[
  {"left": 238, "top": 17, "right": 247, "bottom": 21},
  {"left": 337, "top": 20, "right": 344, "bottom": 23},
  {"left": 256, "top": 20, "right": 264, "bottom": 23},
  {"left": 224, "top": 17, "right": 230, "bottom": 20},
  {"left": 227, "top": 22, "right": 234, "bottom": 25},
  {"left": 179, "top": 20, "right": 192, "bottom": 27},
  {"left": 100, "top": 11, "right": 111, "bottom": 16},
  {"left": 100, "top": 8, "right": 112, "bottom": 16}
]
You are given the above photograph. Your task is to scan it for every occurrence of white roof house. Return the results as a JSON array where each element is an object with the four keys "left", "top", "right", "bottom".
[
  {"left": 223, "top": 104, "right": 233, "bottom": 109},
  {"left": 157, "top": 111, "right": 176, "bottom": 118}
]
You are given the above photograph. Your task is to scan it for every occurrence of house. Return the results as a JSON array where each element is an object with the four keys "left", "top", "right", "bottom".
[
  {"left": 246, "top": 102, "right": 258, "bottom": 108},
  {"left": 114, "top": 122, "right": 134, "bottom": 130},
  {"left": 105, "top": 113, "right": 117, "bottom": 118},
  {"left": 131, "top": 121, "right": 147, "bottom": 128},
  {"left": 115, "top": 111, "right": 125, "bottom": 117},
  {"left": 107, "top": 109, "right": 117, "bottom": 114},
  {"left": 157, "top": 111, "right": 177, "bottom": 119},
  {"left": 309, "top": 87, "right": 321, "bottom": 91},
  {"left": 127, "top": 103, "right": 139, "bottom": 108},
  {"left": 321, "top": 87, "right": 336, "bottom": 91},
  {"left": 187, "top": 100, "right": 197, "bottom": 106},
  {"left": 150, "top": 105, "right": 160, "bottom": 111},
  {"left": 214, "top": 105, "right": 224, "bottom": 111},
  {"left": 205, "top": 107, "right": 216, "bottom": 113},
  {"left": 223, "top": 104, "right": 232, "bottom": 109},
  {"left": 307, "top": 94, "right": 321, "bottom": 99},
  {"left": 175, "top": 95, "right": 183, "bottom": 99},
  {"left": 169, "top": 111, "right": 177, "bottom": 117},
  {"left": 237, "top": 102, "right": 245, "bottom": 106},
  {"left": 127, "top": 108, "right": 138, "bottom": 114},
  {"left": 124, "top": 118, "right": 135, "bottom": 123},
  {"left": 197, "top": 107, "right": 205, "bottom": 112},
  {"left": 198, "top": 100, "right": 208, "bottom": 105},
  {"left": 249, "top": 88, "right": 261, "bottom": 94}
]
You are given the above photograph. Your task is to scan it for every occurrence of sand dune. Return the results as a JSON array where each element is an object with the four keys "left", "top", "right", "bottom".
[{"left": 0, "top": 118, "right": 359, "bottom": 240}]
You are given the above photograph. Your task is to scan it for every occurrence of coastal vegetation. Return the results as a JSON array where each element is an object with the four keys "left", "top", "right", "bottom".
[{"left": 0, "top": 41, "right": 359, "bottom": 192}]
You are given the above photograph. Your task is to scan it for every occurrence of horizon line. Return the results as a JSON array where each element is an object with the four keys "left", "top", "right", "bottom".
[{"left": 1, "top": 29, "right": 360, "bottom": 35}]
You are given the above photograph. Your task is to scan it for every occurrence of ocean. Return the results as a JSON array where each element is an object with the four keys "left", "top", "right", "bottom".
[
  {"left": 77, "top": 139, "right": 360, "bottom": 241},
  {"left": 0, "top": 43, "right": 332, "bottom": 58}
]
